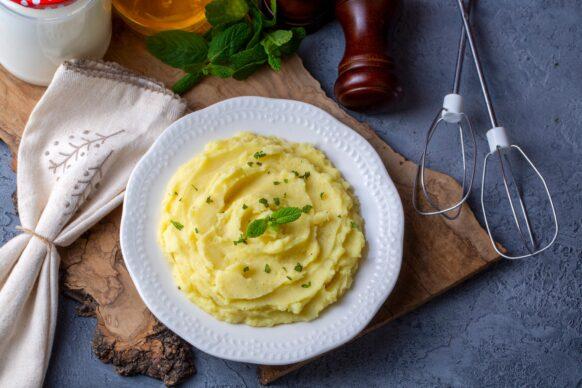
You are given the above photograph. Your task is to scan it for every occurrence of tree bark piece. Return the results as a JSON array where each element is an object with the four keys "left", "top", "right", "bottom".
[{"left": 0, "top": 19, "right": 500, "bottom": 385}]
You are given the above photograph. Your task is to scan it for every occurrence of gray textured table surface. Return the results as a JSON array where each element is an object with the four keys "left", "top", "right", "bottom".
[{"left": 1, "top": 0, "right": 580, "bottom": 386}]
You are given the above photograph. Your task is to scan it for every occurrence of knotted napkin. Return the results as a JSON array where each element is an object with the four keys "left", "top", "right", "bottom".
[{"left": 0, "top": 60, "right": 186, "bottom": 387}]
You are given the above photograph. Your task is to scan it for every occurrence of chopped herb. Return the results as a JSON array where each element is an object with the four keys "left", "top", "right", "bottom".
[
  {"left": 254, "top": 150, "right": 266, "bottom": 159},
  {"left": 243, "top": 266, "right": 250, "bottom": 273},
  {"left": 264, "top": 263, "right": 271, "bottom": 273},
  {"left": 273, "top": 197, "right": 281, "bottom": 206},
  {"left": 178, "top": 286, "right": 181, "bottom": 290},
  {"left": 294, "top": 263, "right": 303, "bottom": 272},
  {"left": 283, "top": 266, "right": 288, "bottom": 272},
  {"left": 351, "top": 221, "right": 358, "bottom": 229},
  {"left": 320, "top": 192, "right": 325, "bottom": 199},
  {"left": 283, "top": 192, "right": 287, "bottom": 198},
  {"left": 242, "top": 204, "right": 248, "bottom": 209},
  {"left": 257, "top": 162, "right": 263, "bottom": 166},
  {"left": 300, "top": 171, "right": 310, "bottom": 180},
  {"left": 173, "top": 191, "right": 179, "bottom": 196},
  {"left": 206, "top": 196, "right": 213, "bottom": 204},
  {"left": 247, "top": 161, "right": 254, "bottom": 167},
  {"left": 286, "top": 276, "right": 293, "bottom": 281},
  {"left": 267, "top": 170, "right": 271, "bottom": 174},
  {"left": 301, "top": 281, "right": 311, "bottom": 288},
  {"left": 170, "top": 220, "right": 184, "bottom": 230},
  {"left": 301, "top": 205, "right": 313, "bottom": 213},
  {"left": 233, "top": 234, "right": 248, "bottom": 245},
  {"left": 273, "top": 181, "right": 281, "bottom": 185},
  {"left": 338, "top": 215, "right": 342, "bottom": 218},
  {"left": 191, "top": 185, "right": 198, "bottom": 191},
  {"left": 284, "top": 178, "right": 289, "bottom": 183},
  {"left": 259, "top": 198, "right": 269, "bottom": 207},
  {"left": 291, "top": 170, "right": 299, "bottom": 177},
  {"left": 195, "top": 227, "right": 199, "bottom": 234},
  {"left": 179, "top": 197, "right": 183, "bottom": 202}
]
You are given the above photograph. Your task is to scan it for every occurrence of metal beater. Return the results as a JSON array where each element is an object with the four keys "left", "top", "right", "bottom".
[
  {"left": 413, "top": 0, "right": 477, "bottom": 220},
  {"left": 456, "top": 0, "right": 558, "bottom": 259}
]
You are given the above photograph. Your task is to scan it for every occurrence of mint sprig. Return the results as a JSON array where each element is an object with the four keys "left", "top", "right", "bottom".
[
  {"left": 244, "top": 207, "right": 302, "bottom": 239},
  {"left": 146, "top": 0, "right": 306, "bottom": 94}
]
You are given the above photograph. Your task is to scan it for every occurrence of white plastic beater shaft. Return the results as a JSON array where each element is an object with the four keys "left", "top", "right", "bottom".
[
  {"left": 486, "top": 126, "right": 510, "bottom": 153},
  {"left": 441, "top": 93, "right": 464, "bottom": 123}
]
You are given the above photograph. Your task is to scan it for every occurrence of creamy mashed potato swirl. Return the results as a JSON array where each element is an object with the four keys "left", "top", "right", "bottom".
[{"left": 159, "top": 132, "right": 365, "bottom": 326}]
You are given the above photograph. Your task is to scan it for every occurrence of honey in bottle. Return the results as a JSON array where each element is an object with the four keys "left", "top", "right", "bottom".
[{"left": 113, "top": 0, "right": 213, "bottom": 35}]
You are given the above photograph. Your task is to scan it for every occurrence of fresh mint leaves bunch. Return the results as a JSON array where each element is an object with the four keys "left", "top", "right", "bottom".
[{"left": 146, "top": 0, "right": 306, "bottom": 94}]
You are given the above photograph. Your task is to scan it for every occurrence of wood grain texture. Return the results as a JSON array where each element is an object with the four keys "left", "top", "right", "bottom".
[{"left": 0, "top": 19, "right": 500, "bottom": 385}]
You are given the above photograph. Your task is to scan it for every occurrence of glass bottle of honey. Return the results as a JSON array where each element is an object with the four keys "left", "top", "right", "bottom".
[{"left": 113, "top": 0, "right": 213, "bottom": 35}]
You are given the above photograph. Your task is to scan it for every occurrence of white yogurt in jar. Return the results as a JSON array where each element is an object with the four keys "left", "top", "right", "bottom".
[{"left": 0, "top": 0, "right": 112, "bottom": 85}]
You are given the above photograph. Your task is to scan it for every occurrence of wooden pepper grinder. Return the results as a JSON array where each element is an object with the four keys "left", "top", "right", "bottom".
[{"left": 334, "top": 0, "right": 403, "bottom": 112}]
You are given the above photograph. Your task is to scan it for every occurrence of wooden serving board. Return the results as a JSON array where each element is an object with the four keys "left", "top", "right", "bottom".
[{"left": 0, "top": 20, "right": 501, "bottom": 386}]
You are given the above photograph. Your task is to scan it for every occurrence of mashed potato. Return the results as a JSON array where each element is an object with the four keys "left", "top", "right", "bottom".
[{"left": 159, "top": 132, "right": 365, "bottom": 326}]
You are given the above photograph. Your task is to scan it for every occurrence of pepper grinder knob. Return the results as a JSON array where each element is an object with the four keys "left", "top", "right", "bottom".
[{"left": 334, "top": 0, "right": 403, "bottom": 113}]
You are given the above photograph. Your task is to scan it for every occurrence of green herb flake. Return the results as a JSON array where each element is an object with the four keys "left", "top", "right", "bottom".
[
  {"left": 320, "top": 192, "right": 325, "bottom": 199},
  {"left": 257, "top": 162, "right": 263, "bottom": 166},
  {"left": 259, "top": 198, "right": 269, "bottom": 207},
  {"left": 233, "top": 234, "right": 248, "bottom": 245},
  {"left": 284, "top": 178, "right": 289, "bottom": 183},
  {"left": 242, "top": 204, "right": 248, "bottom": 209},
  {"left": 286, "top": 276, "right": 293, "bottom": 281},
  {"left": 291, "top": 170, "right": 299, "bottom": 177},
  {"left": 191, "top": 185, "right": 198, "bottom": 191},
  {"left": 195, "top": 227, "right": 199, "bottom": 234},
  {"left": 179, "top": 197, "right": 183, "bottom": 202},
  {"left": 301, "top": 205, "right": 313, "bottom": 214},
  {"left": 273, "top": 197, "right": 281, "bottom": 206},
  {"left": 254, "top": 150, "right": 266, "bottom": 159},
  {"left": 264, "top": 264, "right": 271, "bottom": 273},
  {"left": 273, "top": 181, "right": 281, "bottom": 185},
  {"left": 247, "top": 161, "right": 254, "bottom": 167},
  {"left": 206, "top": 196, "right": 213, "bottom": 204},
  {"left": 294, "top": 263, "right": 303, "bottom": 272},
  {"left": 170, "top": 220, "right": 184, "bottom": 231},
  {"left": 351, "top": 221, "right": 358, "bottom": 229},
  {"left": 301, "top": 281, "right": 311, "bottom": 288},
  {"left": 243, "top": 266, "right": 250, "bottom": 273},
  {"left": 173, "top": 191, "right": 179, "bottom": 196}
]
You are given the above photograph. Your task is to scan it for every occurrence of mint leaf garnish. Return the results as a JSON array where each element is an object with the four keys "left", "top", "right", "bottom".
[
  {"left": 270, "top": 207, "right": 301, "bottom": 225},
  {"left": 246, "top": 218, "right": 268, "bottom": 238}
]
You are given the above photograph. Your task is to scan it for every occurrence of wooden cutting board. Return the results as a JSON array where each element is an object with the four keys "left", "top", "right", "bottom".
[{"left": 0, "top": 20, "right": 501, "bottom": 386}]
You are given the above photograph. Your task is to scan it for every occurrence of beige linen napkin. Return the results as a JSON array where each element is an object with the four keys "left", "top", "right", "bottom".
[{"left": 0, "top": 60, "right": 186, "bottom": 387}]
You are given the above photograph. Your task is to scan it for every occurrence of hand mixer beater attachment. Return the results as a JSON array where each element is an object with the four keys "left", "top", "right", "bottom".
[
  {"left": 455, "top": 0, "right": 558, "bottom": 259},
  {"left": 413, "top": 0, "right": 477, "bottom": 220}
]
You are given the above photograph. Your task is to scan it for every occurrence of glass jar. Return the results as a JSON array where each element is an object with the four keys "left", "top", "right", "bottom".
[
  {"left": 113, "top": 0, "right": 212, "bottom": 36},
  {"left": 0, "top": 0, "right": 112, "bottom": 85}
]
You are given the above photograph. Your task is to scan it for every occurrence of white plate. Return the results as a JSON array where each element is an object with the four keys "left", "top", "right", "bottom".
[{"left": 121, "top": 97, "right": 404, "bottom": 365}]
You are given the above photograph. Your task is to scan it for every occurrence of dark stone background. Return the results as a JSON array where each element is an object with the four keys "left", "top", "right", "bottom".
[{"left": 0, "top": 0, "right": 580, "bottom": 386}]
